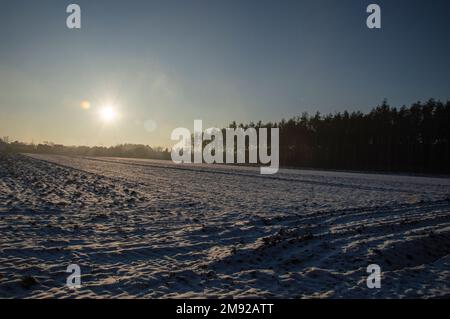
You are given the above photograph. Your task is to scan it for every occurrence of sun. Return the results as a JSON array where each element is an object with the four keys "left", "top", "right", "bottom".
[{"left": 99, "top": 106, "right": 117, "bottom": 123}]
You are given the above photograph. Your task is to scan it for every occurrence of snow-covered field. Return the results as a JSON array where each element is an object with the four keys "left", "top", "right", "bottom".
[{"left": 1, "top": 153, "right": 450, "bottom": 298}]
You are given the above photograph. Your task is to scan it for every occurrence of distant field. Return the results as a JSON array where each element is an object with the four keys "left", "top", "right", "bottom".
[{"left": 1, "top": 153, "right": 450, "bottom": 298}]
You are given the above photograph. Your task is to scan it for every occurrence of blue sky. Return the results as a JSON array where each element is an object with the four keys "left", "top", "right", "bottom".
[{"left": 0, "top": 0, "right": 449, "bottom": 146}]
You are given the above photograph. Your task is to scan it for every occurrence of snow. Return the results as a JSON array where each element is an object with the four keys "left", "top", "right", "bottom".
[{"left": 0, "top": 153, "right": 449, "bottom": 298}]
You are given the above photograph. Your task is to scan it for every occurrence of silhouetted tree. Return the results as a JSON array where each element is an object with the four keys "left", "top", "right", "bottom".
[{"left": 229, "top": 99, "right": 450, "bottom": 174}]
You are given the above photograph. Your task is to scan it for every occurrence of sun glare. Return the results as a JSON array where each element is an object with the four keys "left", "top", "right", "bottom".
[{"left": 99, "top": 106, "right": 117, "bottom": 123}]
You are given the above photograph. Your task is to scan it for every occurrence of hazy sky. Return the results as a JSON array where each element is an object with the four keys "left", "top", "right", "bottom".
[{"left": 1, "top": 0, "right": 449, "bottom": 147}]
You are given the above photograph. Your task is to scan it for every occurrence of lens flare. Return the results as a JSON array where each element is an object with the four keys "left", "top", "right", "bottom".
[{"left": 80, "top": 100, "right": 91, "bottom": 110}]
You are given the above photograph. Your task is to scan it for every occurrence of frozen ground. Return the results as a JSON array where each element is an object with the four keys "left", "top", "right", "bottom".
[{"left": 0, "top": 153, "right": 450, "bottom": 298}]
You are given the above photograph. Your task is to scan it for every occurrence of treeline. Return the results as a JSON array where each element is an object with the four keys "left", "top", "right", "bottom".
[
  {"left": 1, "top": 140, "right": 171, "bottom": 161},
  {"left": 2, "top": 99, "right": 449, "bottom": 174},
  {"left": 230, "top": 99, "right": 450, "bottom": 174}
]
